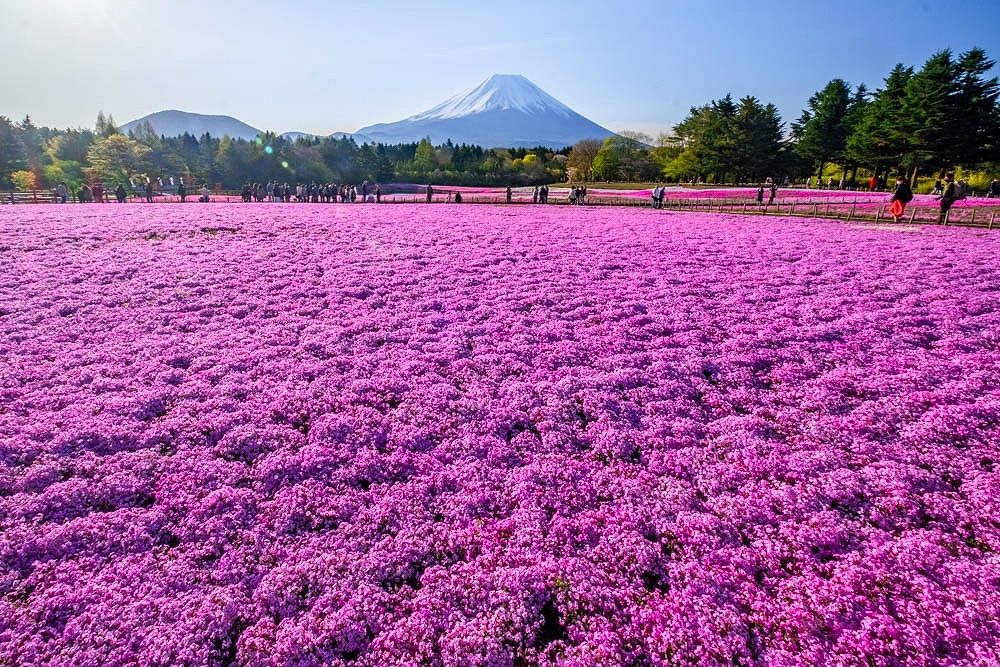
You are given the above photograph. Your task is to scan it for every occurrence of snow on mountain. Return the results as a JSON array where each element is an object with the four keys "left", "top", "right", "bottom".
[
  {"left": 120, "top": 110, "right": 263, "bottom": 140},
  {"left": 409, "top": 74, "right": 576, "bottom": 120},
  {"left": 354, "top": 74, "right": 614, "bottom": 149}
]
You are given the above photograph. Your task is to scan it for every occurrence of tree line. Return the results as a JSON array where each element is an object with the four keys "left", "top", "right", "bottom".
[
  {"left": 0, "top": 112, "right": 571, "bottom": 192},
  {"left": 1, "top": 48, "right": 997, "bottom": 193}
]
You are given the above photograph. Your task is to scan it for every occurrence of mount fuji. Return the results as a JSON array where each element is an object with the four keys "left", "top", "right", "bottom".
[{"left": 353, "top": 74, "right": 615, "bottom": 149}]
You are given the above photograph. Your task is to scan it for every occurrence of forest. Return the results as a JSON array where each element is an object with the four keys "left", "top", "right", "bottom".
[{"left": 1, "top": 48, "right": 997, "bottom": 193}]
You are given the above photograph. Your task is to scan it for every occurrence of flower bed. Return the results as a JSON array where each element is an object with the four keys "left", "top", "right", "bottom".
[{"left": 1, "top": 204, "right": 999, "bottom": 665}]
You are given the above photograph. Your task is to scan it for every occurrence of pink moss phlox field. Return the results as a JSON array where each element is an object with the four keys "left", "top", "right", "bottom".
[{"left": 2, "top": 204, "right": 1000, "bottom": 666}]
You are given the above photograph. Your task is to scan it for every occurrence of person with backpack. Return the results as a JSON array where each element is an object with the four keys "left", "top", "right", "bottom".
[
  {"left": 889, "top": 176, "right": 913, "bottom": 222},
  {"left": 935, "top": 173, "right": 956, "bottom": 224},
  {"left": 954, "top": 180, "right": 968, "bottom": 200}
]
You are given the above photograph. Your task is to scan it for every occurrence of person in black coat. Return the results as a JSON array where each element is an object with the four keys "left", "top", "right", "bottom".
[
  {"left": 936, "top": 173, "right": 956, "bottom": 224},
  {"left": 889, "top": 176, "right": 913, "bottom": 222}
]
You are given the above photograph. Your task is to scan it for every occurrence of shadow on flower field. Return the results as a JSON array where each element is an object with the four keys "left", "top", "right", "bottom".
[{"left": 1, "top": 204, "right": 999, "bottom": 665}]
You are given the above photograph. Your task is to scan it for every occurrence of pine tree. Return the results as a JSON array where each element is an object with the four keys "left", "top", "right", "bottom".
[
  {"left": 846, "top": 65, "right": 912, "bottom": 178},
  {"left": 792, "top": 79, "right": 852, "bottom": 181},
  {"left": 954, "top": 48, "right": 1000, "bottom": 167}
]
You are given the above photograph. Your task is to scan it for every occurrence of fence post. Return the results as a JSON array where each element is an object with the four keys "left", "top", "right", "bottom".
[
  {"left": 813, "top": 204, "right": 818, "bottom": 216},
  {"left": 847, "top": 204, "right": 855, "bottom": 221},
  {"left": 875, "top": 207, "right": 882, "bottom": 222},
  {"left": 970, "top": 209, "right": 976, "bottom": 226},
  {"left": 909, "top": 208, "right": 916, "bottom": 223},
  {"left": 990, "top": 212, "right": 996, "bottom": 230}
]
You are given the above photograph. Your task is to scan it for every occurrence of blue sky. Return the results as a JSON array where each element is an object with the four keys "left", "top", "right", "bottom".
[{"left": 3, "top": 0, "right": 999, "bottom": 137}]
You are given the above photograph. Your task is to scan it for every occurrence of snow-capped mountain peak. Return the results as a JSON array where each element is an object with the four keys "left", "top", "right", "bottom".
[
  {"left": 354, "top": 74, "right": 615, "bottom": 148},
  {"left": 408, "top": 74, "right": 575, "bottom": 120}
]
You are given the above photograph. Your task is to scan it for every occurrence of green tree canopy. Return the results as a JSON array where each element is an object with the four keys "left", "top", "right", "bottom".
[
  {"left": 86, "top": 134, "right": 150, "bottom": 184},
  {"left": 792, "top": 79, "right": 853, "bottom": 180}
]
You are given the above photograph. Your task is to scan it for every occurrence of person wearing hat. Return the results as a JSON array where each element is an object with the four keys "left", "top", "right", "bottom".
[{"left": 935, "top": 173, "right": 956, "bottom": 224}]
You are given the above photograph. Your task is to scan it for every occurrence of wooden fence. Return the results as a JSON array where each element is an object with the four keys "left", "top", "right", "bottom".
[
  {"left": 4, "top": 188, "right": 998, "bottom": 229},
  {"left": 651, "top": 197, "right": 999, "bottom": 228},
  {"left": 2, "top": 190, "right": 60, "bottom": 204}
]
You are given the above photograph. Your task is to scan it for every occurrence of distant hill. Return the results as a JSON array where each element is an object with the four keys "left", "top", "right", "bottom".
[
  {"left": 121, "top": 110, "right": 262, "bottom": 140},
  {"left": 122, "top": 75, "right": 615, "bottom": 148},
  {"left": 353, "top": 74, "right": 615, "bottom": 149}
]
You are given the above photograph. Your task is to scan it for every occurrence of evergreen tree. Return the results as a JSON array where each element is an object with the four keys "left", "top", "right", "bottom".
[
  {"left": 846, "top": 65, "right": 912, "bottom": 178},
  {"left": 954, "top": 48, "right": 1000, "bottom": 167},
  {"left": 0, "top": 115, "right": 28, "bottom": 188},
  {"left": 732, "top": 96, "right": 784, "bottom": 182},
  {"left": 95, "top": 111, "right": 120, "bottom": 138},
  {"left": 900, "top": 50, "right": 963, "bottom": 179},
  {"left": 792, "top": 79, "right": 853, "bottom": 181},
  {"left": 86, "top": 134, "right": 150, "bottom": 184}
]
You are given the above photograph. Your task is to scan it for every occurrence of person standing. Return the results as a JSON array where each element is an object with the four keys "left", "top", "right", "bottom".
[
  {"left": 145, "top": 178, "right": 154, "bottom": 203},
  {"left": 426, "top": 184, "right": 433, "bottom": 203},
  {"left": 177, "top": 180, "right": 187, "bottom": 202},
  {"left": 936, "top": 173, "right": 956, "bottom": 224},
  {"left": 375, "top": 183, "right": 381, "bottom": 203},
  {"left": 756, "top": 185, "right": 764, "bottom": 205},
  {"left": 92, "top": 181, "right": 104, "bottom": 203},
  {"left": 115, "top": 183, "right": 127, "bottom": 203},
  {"left": 56, "top": 182, "right": 68, "bottom": 203},
  {"left": 506, "top": 185, "right": 512, "bottom": 204},
  {"left": 888, "top": 176, "right": 913, "bottom": 222},
  {"left": 767, "top": 183, "right": 777, "bottom": 205}
]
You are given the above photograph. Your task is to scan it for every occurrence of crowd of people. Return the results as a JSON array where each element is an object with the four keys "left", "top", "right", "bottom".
[
  {"left": 43, "top": 175, "right": 1000, "bottom": 211},
  {"left": 57, "top": 177, "right": 209, "bottom": 203},
  {"left": 241, "top": 180, "right": 381, "bottom": 204}
]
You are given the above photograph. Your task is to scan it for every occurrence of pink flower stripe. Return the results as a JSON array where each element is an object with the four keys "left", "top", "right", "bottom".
[{"left": 1, "top": 204, "right": 999, "bottom": 665}]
